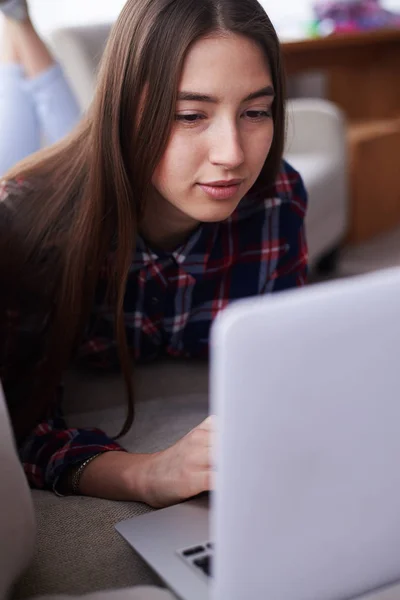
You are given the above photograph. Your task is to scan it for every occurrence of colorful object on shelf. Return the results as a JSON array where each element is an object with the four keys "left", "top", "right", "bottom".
[{"left": 312, "top": 0, "right": 400, "bottom": 35}]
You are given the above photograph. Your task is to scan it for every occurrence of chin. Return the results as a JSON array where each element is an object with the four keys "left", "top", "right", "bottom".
[
  {"left": 196, "top": 200, "right": 241, "bottom": 223},
  {"left": 197, "top": 209, "right": 237, "bottom": 223}
]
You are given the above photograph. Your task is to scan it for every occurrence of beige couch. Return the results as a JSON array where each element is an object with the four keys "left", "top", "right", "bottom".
[
  {"left": 5, "top": 360, "right": 207, "bottom": 599},
  {"left": 5, "top": 361, "right": 400, "bottom": 600},
  {"left": 0, "top": 371, "right": 174, "bottom": 600}
]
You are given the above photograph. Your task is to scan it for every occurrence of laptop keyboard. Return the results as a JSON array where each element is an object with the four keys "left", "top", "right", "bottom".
[{"left": 178, "top": 542, "right": 214, "bottom": 578}]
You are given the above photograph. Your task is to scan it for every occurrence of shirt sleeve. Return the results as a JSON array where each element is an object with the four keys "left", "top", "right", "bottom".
[
  {"left": 1, "top": 306, "right": 126, "bottom": 494},
  {"left": 0, "top": 180, "right": 125, "bottom": 494},
  {"left": 271, "top": 160, "right": 308, "bottom": 291},
  {"left": 19, "top": 399, "right": 125, "bottom": 493}
]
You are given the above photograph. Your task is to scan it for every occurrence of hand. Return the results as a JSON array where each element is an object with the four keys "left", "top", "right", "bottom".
[
  {"left": 138, "top": 416, "right": 215, "bottom": 508},
  {"left": 77, "top": 416, "right": 215, "bottom": 507}
]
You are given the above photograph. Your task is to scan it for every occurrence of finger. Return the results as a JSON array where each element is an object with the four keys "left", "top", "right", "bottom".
[
  {"left": 191, "top": 470, "right": 212, "bottom": 495},
  {"left": 187, "top": 442, "right": 214, "bottom": 469},
  {"left": 200, "top": 450, "right": 215, "bottom": 470}
]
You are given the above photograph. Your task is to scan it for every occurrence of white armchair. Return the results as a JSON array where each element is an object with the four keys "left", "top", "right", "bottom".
[
  {"left": 49, "top": 26, "right": 349, "bottom": 272},
  {"left": 49, "top": 24, "right": 111, "bottom": 111},
  {"left": 285, "top": 98, "right": 349, "bottom": 270}
]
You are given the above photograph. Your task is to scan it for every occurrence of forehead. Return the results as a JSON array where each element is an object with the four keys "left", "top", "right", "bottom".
[{"left": 179, "top": 33, "right": 272, "bottom": 96}]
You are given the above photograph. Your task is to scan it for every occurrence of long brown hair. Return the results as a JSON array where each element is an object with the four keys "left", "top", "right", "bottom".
[{"left": 0, "top": 0, "right": 286, "bottom": 442}]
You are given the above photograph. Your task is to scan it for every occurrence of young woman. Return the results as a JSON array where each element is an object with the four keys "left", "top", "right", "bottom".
[
  {"left": 0, "top": 0, "right": 308, "bottom": 508},
  {"left": 0, "top": 0, "right": 80, "bottom": 175}
]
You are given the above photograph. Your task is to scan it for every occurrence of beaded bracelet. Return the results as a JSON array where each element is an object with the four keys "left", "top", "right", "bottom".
[{"left": 71, "top": 453, "right": 103, "bottom": 495}]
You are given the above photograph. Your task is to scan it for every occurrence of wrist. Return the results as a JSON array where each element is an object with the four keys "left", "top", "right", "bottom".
[
  {"left": 55, "top": 453, "right": 105, "bottom": 496},
  {"left": 78, "top": 450, "right": 158, "bottom": 503},
  {"left": 71, "top": 453, "right": 104, "bottom": 495},
  {"left": 126, "top": 451, "right": 163, "bottom": 506}
]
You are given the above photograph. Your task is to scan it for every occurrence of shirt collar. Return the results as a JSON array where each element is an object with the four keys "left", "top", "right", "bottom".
[
  {"left": 135, "top": 222, "right": 209, "bottom": 267},
  {"left": 132, "top": 190, "right": 266, "bottom": 274}
]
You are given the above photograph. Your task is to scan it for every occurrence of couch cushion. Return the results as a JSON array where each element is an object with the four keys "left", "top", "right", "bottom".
[
  {"left": 12, "top": 360, "right": 209, "bottom": 599},
  {"left": 285, "top": 153, "right": 345, "bottom": 228},
  {"left": 11, "top": 358, "right": 400, "bottom": 600},
  {"left": 63, "top": 359, "right": 209, "bottom": 451},
  {"left": 286, "top": 153, "right": 348, "bottom": 263},
  {"left": 49, "top": 24, "right": 112, "bottom": 111}
]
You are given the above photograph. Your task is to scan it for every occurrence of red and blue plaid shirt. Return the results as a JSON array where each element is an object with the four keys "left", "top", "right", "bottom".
[{"left": 0, "top": 160, "right": 308, "bottom": 493}]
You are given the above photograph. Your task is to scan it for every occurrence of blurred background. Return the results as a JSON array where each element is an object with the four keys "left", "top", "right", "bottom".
[
  {"left": 3, "top": 0, "right": 400, "bottom": 281},
  {"left": 23, "top": 1, "right": 400, "bottom": 35}
]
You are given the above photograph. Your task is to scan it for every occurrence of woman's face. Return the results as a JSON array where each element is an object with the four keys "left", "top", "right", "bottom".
[{"left": 148, "top": 32, "right": 275, "bottom": 245}]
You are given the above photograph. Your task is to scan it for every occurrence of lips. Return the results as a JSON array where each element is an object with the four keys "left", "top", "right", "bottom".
[
  {"left": 202, "top": 179, "right": 243, "bottom": 187},
  {"left": 197, "top": 180, "right": 242, "bottom": 200}
]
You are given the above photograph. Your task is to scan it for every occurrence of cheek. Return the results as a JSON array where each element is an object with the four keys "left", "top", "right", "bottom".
[
  {"left": 152, "top": 161, "right": 166, "bottom": 194},
  {"left": 152, "top": 135, "right": 199, "bottom": 192},
  {"left": 260, "top": 125, "right": 274, "bottom": 156},
  {"left": 152, "top": 155, "right": 179, "bottom": 196},
  {"left": 249, "top": 125, "right": 274, "bottom": 168}
]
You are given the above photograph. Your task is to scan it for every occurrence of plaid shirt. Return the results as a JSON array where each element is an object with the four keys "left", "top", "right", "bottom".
[{"left": 0, "top": 160, "right": 308, "bottom": 492}]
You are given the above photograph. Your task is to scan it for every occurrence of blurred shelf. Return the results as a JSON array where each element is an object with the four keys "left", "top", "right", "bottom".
[{"left": 282, "top": 28, "right": 400, "bottom": 244}]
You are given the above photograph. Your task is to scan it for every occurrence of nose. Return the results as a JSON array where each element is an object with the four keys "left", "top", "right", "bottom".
[{"left": 208, "top": 119, "right": 245, "bottom": 170}]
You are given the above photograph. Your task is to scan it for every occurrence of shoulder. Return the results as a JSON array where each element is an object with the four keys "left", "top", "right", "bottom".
[
  {"left": 0, "top": 179, "right": 17, "bottom": 209},
  {"left": 0, "top": 177, "right": 35, "bottom": 218},
  {"left": 0, "top": 177, "right": 58, "bottom": 312},
  {"left": 0, "top": 177, "right": 34, "bottom": 197},
  {"left": 266, "top": 160, "right": 308, "bottom": 218},
  {"left": 0, "top": 177, "right": 46, "bottom": 249},
  {"left": 0, "top": 178, "right": 34, "bottom": 267},
  {"left": 0, "top": 179, "right": 23, "bottom": 242},
  {"left": 235, "top": 160, "right": 308, "bottom": 224}
]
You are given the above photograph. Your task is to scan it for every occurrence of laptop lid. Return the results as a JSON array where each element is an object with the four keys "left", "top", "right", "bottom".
[{"left": 210, "top": 267, "right": 400, "bottom": 600}]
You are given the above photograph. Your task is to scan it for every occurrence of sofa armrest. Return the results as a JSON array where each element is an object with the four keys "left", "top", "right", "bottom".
[
  {"left": 47, "top": 23, "right": 113, "bottom": 112},
  {"left": 285, "top": 98, "right": 347, "bottom": 158}
]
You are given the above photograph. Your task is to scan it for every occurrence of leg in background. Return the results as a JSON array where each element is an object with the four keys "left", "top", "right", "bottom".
[
  {"left": 6, "top": 10, "right": 81, "bottom": 144},
  {"left": 0, "top": 16, "right": 40, "bottom": 177},
  {"left": 23, "top": 62, "right": 81, "bottom": 144}
]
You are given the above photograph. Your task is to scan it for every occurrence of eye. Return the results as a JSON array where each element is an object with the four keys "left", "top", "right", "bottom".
[
  {"left": 175, "top": 113, "right": 206, "bottom": 125},
  {"left": 243, "top": 109, "right": 272, "bottom": 121}
]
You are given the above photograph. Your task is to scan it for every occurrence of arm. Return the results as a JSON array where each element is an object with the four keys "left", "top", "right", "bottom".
[
  {"left": 0, "top": 180, "right": 127, "bottom": 496},
  {"left": 0, "top": 180, "right": 213, "bottom": 506},
  {"left": 0, "top": 302, "right": 130, "bottom": 496},
  {"left": 0, "top": 268, "right": 212, "bottom": 505},
  {"left": 18, "top": 399, "right": 126, "bottom": 493},
  {"left": 1, "top": 295, "right": 158, "bottom": 500}
]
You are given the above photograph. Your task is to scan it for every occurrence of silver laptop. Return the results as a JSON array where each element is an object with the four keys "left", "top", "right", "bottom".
[{"left": 116, "top": 267, "right": 400, "bottom": 600}]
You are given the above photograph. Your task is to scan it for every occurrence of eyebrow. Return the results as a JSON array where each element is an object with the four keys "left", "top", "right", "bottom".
[{"left": 177, "top": 85, "right": 275, "bottom": 104}]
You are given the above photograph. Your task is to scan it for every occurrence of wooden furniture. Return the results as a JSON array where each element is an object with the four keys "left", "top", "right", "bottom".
[
  {"left": 282, "top": 29, "right": 400, "bottom": 243},
  {"left": 349, "top": 119, "right": 400, "bottom": 241}
]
